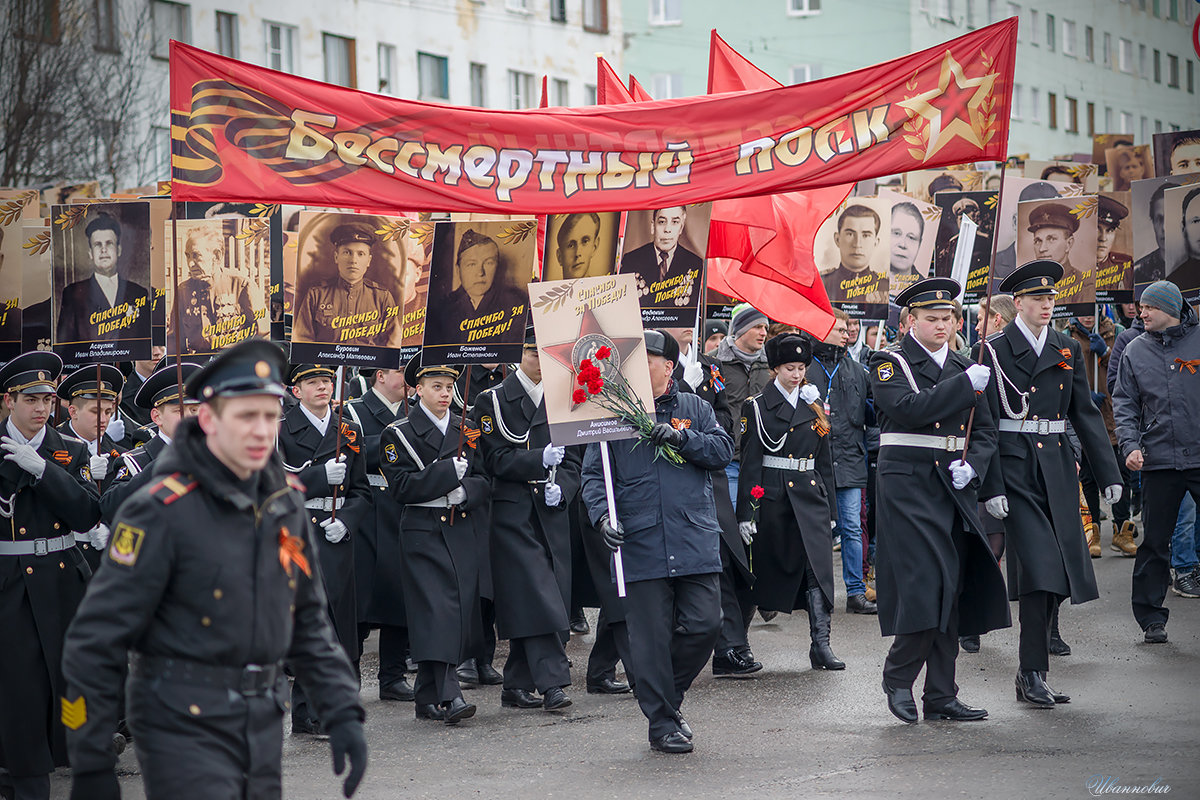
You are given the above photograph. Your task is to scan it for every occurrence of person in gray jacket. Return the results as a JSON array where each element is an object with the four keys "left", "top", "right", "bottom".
[{"left": 1112, "top": 280, "right": 1200, "bottom": 644}]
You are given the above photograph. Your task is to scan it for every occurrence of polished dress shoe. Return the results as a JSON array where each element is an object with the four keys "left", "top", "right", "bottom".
[
  {"left": 674, "top": 713, "right": 693, "bottom": 740},
  {"left": 959, "top": 634, "right": 980, "bottom": 653},
  {"left": 569, "top": 614, "right": 590, "bottom": 635},
  {"left": 380, "top": 678, "right": 415, "bottom": 702},
  {"left": 291, "top": 717, "right": 326, "bottom": 737},
  {"left": 456, "top": 658, "right": 480, "bottom": 686},
  {"left": 846, "top": 593, "right": 878, "bottom": 615},
  {"left": 500, "top": 688, "right": 544, "bottom": 708},
  {"left": 1048, "top": 632, "right": 1071, "bottom": 656},
  {"left": 882, "top": 681, "right": 918, "bottom": 724},
  {"left": 542, "top": 686, "right": 573, "bottom": 710},
  {"left": 1015, "top": 670, "right": 1055, "bottom": 707},
  {"left": 712, "top": 648, "right": 763, "bottom": 676},
  {"left": 758, "top": 609, "right": 778, "bottom": 623},
  {"left": 1040, "top": 673, "right": 1070, "bottom": 704},
  {"left": 1144, "top": 622, "right": 1167, "bottom": 643},
  {"left": 923, "top": 698, "right": 988, "bottom": 721},
  {"left": 442, "top": 697, "right": 477, "bottom": 724},
  {"left": 477, "top": 661, "right": 504, "bottom": 685},
  {"left": 415, "top": 703, "right": 445, "bottom": 721},
  {"left": 586, "top": 677, "right": 632, "bottom": 694},
  {"left": 650, "top": 731, "right": 693, "bottom": 753}
]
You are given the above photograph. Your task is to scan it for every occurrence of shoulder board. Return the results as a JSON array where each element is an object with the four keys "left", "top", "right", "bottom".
[
  {"left": 286, "top": 473, "right": 306, "bottom": 493},
  {"left": 149, "top": 473, "right": 198, "bottom": 505}
]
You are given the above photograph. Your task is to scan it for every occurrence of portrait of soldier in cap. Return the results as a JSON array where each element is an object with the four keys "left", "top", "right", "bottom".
[
  {"left": 1017, "top": 197, "right": 1097, "bottom": 308},
  {"left": 1095, "top": 193, "right": 1135, "bottom": 295},
  {"left": 817, "top": 200, "right": 890, "bottom": 309},
  {"left": 993, "top": 179, "right": 1068, "bottom": 281},
  {"left": 932, "top": 191, "right": 996, "bottom": 287}
]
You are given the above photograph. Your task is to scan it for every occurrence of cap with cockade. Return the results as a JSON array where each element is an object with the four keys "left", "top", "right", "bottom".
[
  {"left": 288, "top": 364, "right": 337, "bottom": 386},
  {"left": 403, "top": 353, "right": 460, "bottom": 387},
  {"left": 765, "top": 333, "right": 812, "bottom": 369},
  {"left": 58, "top": 364, "right": 125, "bottom": 402},
  {"left": 894, "top": 276, "right": 962, "bottom": 311},
  {"left": 1026, "top": 203, "right": 1079, "bottom": 235},
  {"left": 330, "top": 224, "right": 376, "bottom": 249},
  {"left": 457, "top": 228, "right": 497, "bottom": 261},
  {"left": 185, "top": 340, "right": 288, "bottom": 401},
  {"left": 134, "top": 363, "right": 202, "bottom": 409},
  {"left": 644, "top": 329, "right": 680, "bottom": 364},
  {"left": 998, "top": 260, "right": 1064, "bottom": 297},
  {"left": 1097, "top": 196, "right": 1129, "bottom": 229},
  {"left": 0, "top": 351, "right": 63, "bottom": 395},
  {"left": 523, "top": 324, "right": 538, "bottom": 350}
]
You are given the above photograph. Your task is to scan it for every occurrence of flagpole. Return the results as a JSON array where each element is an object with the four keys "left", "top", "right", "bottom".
[
  {"left": 330, "top": 365, "right": 346, "bottom": 522},
  {"left": 599, "top": 440, "right": 626, "bottom": 598}
]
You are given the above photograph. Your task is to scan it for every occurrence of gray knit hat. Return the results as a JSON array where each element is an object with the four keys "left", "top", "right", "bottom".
[
  {"left": 729, "top": 304, "right": 768, "bottom": 340},
  {"left": 1139, "top": 280, "right": 1184, "bottom": 319}
]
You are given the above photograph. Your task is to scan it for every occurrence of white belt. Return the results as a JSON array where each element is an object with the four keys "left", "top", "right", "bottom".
[
  {"left": 368, "top": 474, "right": 388, "bottom": 488},
  {"left": 410, "top": 497, "right": 452, "bottom": 508},
  {"left": 762, "top": 455, "right": 815, "bottom": 472},
  {"left": 998, "top": 419, "right": 1066, "bottom": 435},
  {"left": 0, "top": 534, "right": 76, "bottom": 557},
  {"left": 304, "top": 497, "right": 345, "bottom": 512},
  {"left": 880, "top": 433, "right": 965, "bottom": 452},
  {"left": 74, "top": 532, "right": 91, "bottom": 544}
]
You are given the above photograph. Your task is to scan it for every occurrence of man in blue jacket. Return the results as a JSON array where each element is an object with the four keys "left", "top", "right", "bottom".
[{"left": 582, "top": 329, "right": 734, "bottom": 754}]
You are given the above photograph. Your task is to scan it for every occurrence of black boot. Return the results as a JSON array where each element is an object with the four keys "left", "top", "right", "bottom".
[
  {"left": 1048, "top": 603, "right": 1071, "bottom": 656},
  {"left": 1015, "top": 670, "right": 1055, "bottom": 706},
  {"left": 806, "top": 587, "right": 845, "bottom": 670}
]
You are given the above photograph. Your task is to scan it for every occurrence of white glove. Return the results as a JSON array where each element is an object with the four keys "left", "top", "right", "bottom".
[
  {"left": 451, "top": 457, "right": 468, "bottom": 480},
  {"left": 966, "top": 364, "right": 991, "bottom": 391},
  {"left": 87, "top": 524, "right": 111, "bottom": 549},
  {"left": 106, "top": 415, "right": 125, "bottom": 442},
  {"left": 324, "top": 455, "right": 347, "bottom": 486},
  {"left": 738, "top": 520, "right": 756, "bottom": 545},
  {"left": 89, "top": 454, "right": 109, "bottom": 482},
  {"left": 320, "top": 517, "right": 349, "bottom": 543},
  {"left": 682, "top": 360, "right": 705, "bottom": 389},
  {"left": 1, "top": 438, "right": 46, "bottom": 479},
  {"left": 948, "top": 459, "right": 976, "bottom": 490},
  {"left": 985, "top": 495, "right": 1009, "bottom": 519},
  {"left": 1104, "top": 484, "right": 1123, "bottom": 504},
  {"left": 831, "top": 520, "right": 837, "bottom": 530},
  {"left": 542, "top": 444, "right": 565, "bottom": 468},
  {"left": 544, "top": 482, "right": 563, "bottom": 507},
  {"left": 447, "top": 486, "right": 467, "bottom": 506},
  {"left": 799, "top": 384, "right": 821, "bottom": 405}
]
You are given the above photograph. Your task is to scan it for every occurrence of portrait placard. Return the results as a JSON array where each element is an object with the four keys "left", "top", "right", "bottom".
[
  {"left": 1104, "top": 145, "right": 1155, "bottom": 192},
  {"left": 1016, "top": 196, "right": 1098, "bottom": 317},
  {"left": 0, "top": 190, "right": 39, "bottom": 360},
  {"left": 421, "top": 220, "right": 537, "bottom": 366},
  {"left": 543, "top": 212, "right": 621, "bottom": 282},
  {"left": 1130, "top": 173, "right": 1200, "bottom": 291},
  {"left": 878, "top": 189, "right": 940, "bottom": 299},
  {"left": 1162, "top": 184, "right": 1200, "bottom": 303},
  {"left": 1093, "top": 133, "right": 1135, "bottom": 174},
  {"left": 993, "top": 177, "right": 1079, "bottom": 283},
  {"left": 903, "top": 169, "right": 984, "bottom": 203},
  {"left": 1152, "top": 129, "right": 1200, "bottom": 178},
  {"left": 51, "top": 201, "right": 153, "bottom": 363},
  {"left": 21, "top": 220, "right": 52, "bottom": 352},
  {"left": 932, "top": 190, "right": 997, "bottom": 301},
  {"left": 529, "top": 274, "right": 653, "bottom": 447},
  {"left": 619, "top": 204, "right": 711, "bottom": 327},
  {"left": 1024, "top": 160, "right": 1100, "bottom": 192},
  {"left": 815, "top": 197, "right": 891, "bottom": 319},
  {"left": 1096, "top": 191, "right": 1135, "bottom": 304}
]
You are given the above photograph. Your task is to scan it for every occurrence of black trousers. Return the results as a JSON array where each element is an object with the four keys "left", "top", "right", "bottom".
[
  {"left": 882, "top": 525, "right": 968, "bottom": 706},
  {"left": 585, "top": 608, "right": 635, "bottom": 688},
  {"left": 624, "top": 572, "right": 722, "bottom": 740},
  {"left": 0, "top": 775, "right": 49, "bottom": 800},
  {"left": 1081, "top": 443, "right": 1132, "bottom": 527},
  {"left": 1135, "top": 468, "right": 1200, "bottom": 629},
  {"left": 472, "top": 598, "right": 498, "bottom": 665},
  {"left": 1018, "top": 590, "right": 1062, "bottom": 672},
  {"left": 356, "top": 623, "right": 409, "bottom": 687},
  {"left": 502, "top": 633, "right": 571, "bottom": 693},
  {"left": 715, "top": 546, "right": 755, "bottom": 653},
  {"left": 414, "top": 661, "right": 462, "bottom": 705}
]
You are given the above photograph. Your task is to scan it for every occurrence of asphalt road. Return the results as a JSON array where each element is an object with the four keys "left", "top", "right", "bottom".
[{"left": 58, "top": 528, "right": 1199, "bottom": 800}]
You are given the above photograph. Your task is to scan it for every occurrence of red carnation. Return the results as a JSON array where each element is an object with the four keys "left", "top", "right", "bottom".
[
  {"left": 575, "top": 371, "right": 587, "bottom": 385},
  {"left": 579, "top": 358, "right": 594, "bottom": 372},
  {"left": 595, "top": 346, "right": 611, "bottom": 360},
  {"left": 572, "top": 388, "right": 587, "bottom": 404},
  {"left": 587, "top": 379, "right": 604, "bottom": 394},
  {"left": 750, "top": 485, "right": 765, "bottom": 500}
]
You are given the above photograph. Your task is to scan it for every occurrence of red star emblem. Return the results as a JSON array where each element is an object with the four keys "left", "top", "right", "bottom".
[
  {"left": 542, "top": 306, "right": 644, "bottom": 410},
  {"left": 897, "top": 51, "right": 997, "bottom": 163}
]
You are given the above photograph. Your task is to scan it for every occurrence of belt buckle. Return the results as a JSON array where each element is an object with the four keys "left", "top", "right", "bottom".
[
  {"left": 33, "top": 538, "right": 48, "bottom": 557},
  {"left": 944, "top": 436, "right": 959, "bottom": 451},
  {"left": 1038, "top": 419, "right": 1050, "bottom": 435},
  {"left": 240, "top": 664, "right": 265, "bottom": 696}
]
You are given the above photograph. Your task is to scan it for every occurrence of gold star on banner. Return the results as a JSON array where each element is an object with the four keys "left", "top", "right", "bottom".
[{"left": 897, "top": 51, "right": 997, "bottom": 163}]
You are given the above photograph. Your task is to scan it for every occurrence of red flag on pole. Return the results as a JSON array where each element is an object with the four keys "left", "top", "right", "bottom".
[
  {"left": 597, "top": 56, "right": 635, "bottom": 105},
  {"left": 627, "top": 75, "right": 654, "bottom": 102},
  {"left": 538, "top": 75, "right": 549, "bottom": 108}
]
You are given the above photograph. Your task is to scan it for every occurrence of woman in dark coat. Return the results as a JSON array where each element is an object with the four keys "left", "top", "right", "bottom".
[{"left": 737, "top": 333, "right": 842, "bottom": 670}]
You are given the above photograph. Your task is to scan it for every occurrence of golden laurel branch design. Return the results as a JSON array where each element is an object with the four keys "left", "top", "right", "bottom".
[
  {"left": 901, "top": 70, "right": 931, "bottom": 162},
  {"left": 23, "top": 230, "right": 51, "bottom": 255},
  {"left": 250, "top": 203, "right": 280, "bottom": 218},
  {"left": 921, "top": 207, "right": 942, "bottom": 222},
  {"left": 53, "top": 206, "right": 90, "bottom": 231},
  {"left": 497, "top": 221, "right": 538, "bottom": 246},
  {"left": 532, "top": 280, "right": 577, "bottom": 312},
  {"left": 0, "top": 191, "right": 38, "bottom": 227},
  {"left": 375, "top": 219, "right": 436, "bottom": 247},
  {"left": 976, "top": 51, "right": 998, "bottom": 147},
  {"left": 235, "top": 217, "right": 271, "bottom": 243},
  {"left": 1070, "top": 197, "right": 1099, "bottom": 219}
]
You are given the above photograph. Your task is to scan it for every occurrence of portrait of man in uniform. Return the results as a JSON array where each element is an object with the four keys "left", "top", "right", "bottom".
[
  {"left": 1131, "top": 177, "right": 1187, "bottom": 287},
  {"left": 54, "top": 208, "right": 151, "bottom": 347},
  {"left": 1162, "top": 184, "right": 1200, "bottom": 297},
  {"left": 620, "top": 206, "right": 704, "bottom": 289},
  {"left": 1095, "top": 194, "right": 1135, "bottom": 297},
  {"left": 293, "top": 222, "right": 398, "bottom": 348},
  {"left": 993, "top": 179, "right": 1069, "bottom": 281},
  {"left": 1152, "top": 129, "right": 1200, "bottom": 177},
  {"left": 619, "top": 203, "right": 711, "bottom": 326},
  {"left": 903, "top": 169, "right": 981, "bottom": 204},
  {"left": 818, "top": 202, "right": 889, "bottom": 309},
  {"left": 542, "top": 212, "right": 620, "bottom": 282},
  {"left": 1016, "top": 197, "right": 1098, "bottom": 310}
]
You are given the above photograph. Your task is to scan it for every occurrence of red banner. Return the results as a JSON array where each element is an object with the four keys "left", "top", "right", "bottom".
[{"left": 170, "top": 19, "right": 1016, "bottom": 213}]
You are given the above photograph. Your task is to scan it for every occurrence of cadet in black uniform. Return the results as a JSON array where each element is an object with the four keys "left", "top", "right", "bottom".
[
  {"left": 473, "top": 331, "right": 578, "bottom": 712},
  {"left": 870, "top": 278, "right": 1010, "bottom": 724},
  {"left": 345, "top": 367, "right": 416, "bottom": 701},
  {"left": 737, "top": 333, "right": 844, "bottom": 671},
  {"left": 62, "top": 340, "right": 367, "bottom": 800},
  {"left": 981, "top": 261, "right": 1122, "bottom": 707},
  {"left": 278, "top": 364, "right": 371, "bottom": 736},
  {"left": 380, "top": 356, "right": 490, "bottom": 723},
  {"left": 0, "top": 352, "right": 100, "bottom": 800}
]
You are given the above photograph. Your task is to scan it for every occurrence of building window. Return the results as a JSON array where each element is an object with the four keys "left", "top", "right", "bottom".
[
  {"left": 1153, "top": 49, "right": 1161, "bottom": 83},
  {"left": 1102, "top": 33, "right": 1111, "bottom": 66},
  {"left": 650, "top": 73, "right": 683, "bottom": 99},
  {"left": 1045, "top": 13, "right": 1055, "bottom": 51},
  {"left": 1118, "top": 38, "right": 1132, "bottom": 73},
  {"left": 1188, "top": 60, "right": 1194, "bottom": 94},
  {"left": 789, "top": 0, "right": 822, "bottom": 14},
  {"left": 550, "top": 0, "right": 566, "bottom": 22},
  {"left": 790, "top": 64, "right": 820, "bottom": 84},
  {"left": 215, "top": 11, "right": 238, "bottom": 58},
  {"left": 1011, "top": 83, "right": 1023, "bottom": 119},
  {"left": 1167, "top": 0, "right": 1178, "bottom": 19},
  {"left": 1103, "top": 107, "right": 1112, "bottom": 130},
  {"left": 1154, "top": 119, "right": 1162, "bottom": 133},
  {"left": 153, "top": 125, "right": 171, "bottom": 179},
  {"left": 1047, "top": 92, "right": 1057, "bottom": 129},
  {"left": 151, "top": 0, "right": 189, "bottom": 59},
  {"left": 1062, "top": 20, "right": 1075, "bottom": 56},
  {"left": 1139, "top": 44, "right": 1147, "bottom": 77},
  {"left": 95, "top": 0, "right": 119, "bottom": 52},
  {"left": 1140, "top": 116, "right": 1149, "bottom": 143},
  {"left": 583, "top": 0, "right": 608, "bottom": 33},
  {"left": 552, "top": 78, "right": 569, "bottom": 106},
  {"left": 323, "top": 33, "right": 356, "bottom": 88},
  {"left": 583, "top": 84, "right": 597, "bottom": 105},
  {"left": 470, "top": 62, "right": 488, "bottom": 106},
  {"left": 965, "top": 0, "right": 978, "bottom": 28},
  {"left": 1120, "top": 111, "right": 1132, "bottom": 134},
  {"left": 509, "top": 69, "right": 535, "bottom": 109},
  {"left": 264, "top": 22, "right": 297, "bottom": 73},
  {"left": 505, "top": 0, "right": 529, "bottom": 12},
  {"left": 1086, "top": 102, "right": 1095, "bottom": 136},
  {"left": 18, "top": 0, "right": 62, "bottom": 43},
  {"left": 650, "top": 0, "right": 682, "bottom": 24},
  {"left": 1030, "top": 87, "right": 1041, "bottom": 122},
  {"left": 1007, "top": 3, "right": 1021, "bottom": 37},
  {"left": 417, "top": 52, "right": 448, "bottom": 101},
  {"left": 378, "top": 43, "right": 397, "bottom": 94},
  {"left": 1030, "top": 9, "right": 1039, "bottom": 44},
  {"left": 987, "top": 0, "right": 999, "bottom": 23},
  {"left": 1084, "top": 26, "right": 1093, "bottom": 61},
  {"left": 1167, "top": 54, "right": 1179, "bottom": 88},
  {"left": 1064, "top": 96, "right": 1078, "bottom": 133}
]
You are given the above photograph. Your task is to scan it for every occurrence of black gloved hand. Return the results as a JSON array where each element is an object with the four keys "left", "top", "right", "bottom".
[
  {"left": 70, "top": 770, "right": 121, "bottom": 800},
  {"left": 1090, "top": 390, "right": 1106, "bottom": 409},
  {"left": 599, "top": 514, "right": 625, "bottom": 551},
  {"left": 1087, "top": 331, "right": 1108, "bottom": 356},
  {"left": 649, "top": 422, "right": 685, "bottom": 449},
  {"left": 328, "top": 719, "right": 368, "bottom": 798}
]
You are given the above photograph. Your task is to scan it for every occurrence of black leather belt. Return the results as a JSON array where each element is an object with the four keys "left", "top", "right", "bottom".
[{"left": 130, "top": 653, "right": 283, "bottom": 696}]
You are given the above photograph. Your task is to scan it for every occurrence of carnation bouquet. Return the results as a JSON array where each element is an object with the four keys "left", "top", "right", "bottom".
[{"left": 572, "top": 346, "right": 683, "bottom": 465}]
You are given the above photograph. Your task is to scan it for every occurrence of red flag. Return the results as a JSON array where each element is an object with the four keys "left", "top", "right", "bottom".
[
  {"left": 538, "top": 75, "right": 549, "bottom": 108},
  {"left": 627, "top": 75, "right": 654, "bottom": 102},
  {"left": 597, "top": 56, "right": 635, "bottom": 104},
  {"left": 706, "top": 30, "right": 849, "bottom": 337}
]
